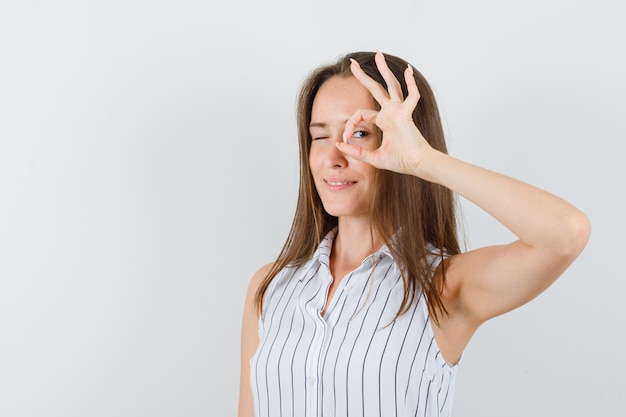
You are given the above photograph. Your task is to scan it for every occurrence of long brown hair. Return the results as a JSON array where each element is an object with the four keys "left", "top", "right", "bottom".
[{"left": 254, "top": 51, "right": 460, "bottom": 322}]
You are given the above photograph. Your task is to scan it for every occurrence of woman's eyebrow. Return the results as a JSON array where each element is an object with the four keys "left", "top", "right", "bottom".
[{"left": 309, "top": 120, "right": 350, "bottom": 128}]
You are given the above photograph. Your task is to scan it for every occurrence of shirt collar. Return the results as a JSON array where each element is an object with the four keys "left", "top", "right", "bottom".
[
  {"left": 310, "top": 227, "right": 337, "bottom": 267},
  {"left": 310, "top": 227, "right": 394, "bottom": 267}
]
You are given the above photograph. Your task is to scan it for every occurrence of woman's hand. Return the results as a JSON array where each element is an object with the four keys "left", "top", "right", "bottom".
[{"left": 337, "top": 51, "right": 434, "bottom": 176}]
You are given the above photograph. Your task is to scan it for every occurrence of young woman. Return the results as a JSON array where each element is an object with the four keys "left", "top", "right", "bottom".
[{"left": 238, "top": 51, "right": 590, "bottom": 417}]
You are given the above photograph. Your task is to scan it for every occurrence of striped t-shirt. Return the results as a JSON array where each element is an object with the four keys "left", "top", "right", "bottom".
[{"left": 251, "top": 228, "right": 458, "bottom": 417}]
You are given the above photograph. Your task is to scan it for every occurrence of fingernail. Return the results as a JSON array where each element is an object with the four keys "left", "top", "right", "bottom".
[
  {"left": 407, "top": 64, "right": 413, "bottom": 75},
  {"left": 349, "top": 58, "right": 359, "bottom": 66}
]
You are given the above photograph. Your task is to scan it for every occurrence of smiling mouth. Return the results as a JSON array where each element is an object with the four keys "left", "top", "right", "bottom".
[{"left": 326, "top": 180, "right": 354, "bottom": 186}]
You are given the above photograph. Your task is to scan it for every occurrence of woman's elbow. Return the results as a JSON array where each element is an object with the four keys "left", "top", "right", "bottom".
[{"left": 558, "top": 210, "right": 591, "bottom": 261}]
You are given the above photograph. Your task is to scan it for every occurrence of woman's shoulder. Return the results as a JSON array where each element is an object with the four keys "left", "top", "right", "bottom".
[{"left": 247, "top": 262, "right": 274, "bottom": 295}]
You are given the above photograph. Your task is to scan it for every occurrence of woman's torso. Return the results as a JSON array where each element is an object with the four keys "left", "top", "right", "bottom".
[{"left": 251, "top": 229, "right": 458, "bottom": 417}]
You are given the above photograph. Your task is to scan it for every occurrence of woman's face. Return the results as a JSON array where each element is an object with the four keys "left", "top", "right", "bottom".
[{"left": 308, "top": 76, "right": 380, "bottom": 220}]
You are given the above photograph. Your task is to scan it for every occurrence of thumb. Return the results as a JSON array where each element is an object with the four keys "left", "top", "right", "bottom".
[{"left": 336, "top": 142, "right": 376, "bottom": 165}]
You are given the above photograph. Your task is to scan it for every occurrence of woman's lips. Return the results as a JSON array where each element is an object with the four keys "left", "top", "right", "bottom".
[{"left": 324, "top": 178, "right": 356, "bottom": 191}]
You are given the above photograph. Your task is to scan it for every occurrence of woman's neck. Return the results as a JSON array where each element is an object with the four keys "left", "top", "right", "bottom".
[{"left": 332, "top": 216, "right": 384, "bottom": 267}]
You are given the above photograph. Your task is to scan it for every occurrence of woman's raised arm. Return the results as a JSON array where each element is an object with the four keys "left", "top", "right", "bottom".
[{"left": 338, "top": 51, "right": 591, "bottom": 342}]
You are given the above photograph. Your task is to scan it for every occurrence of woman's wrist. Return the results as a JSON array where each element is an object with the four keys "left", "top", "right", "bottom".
[{"left": 407, "top": 147, "right": 447, "bottom": 183}]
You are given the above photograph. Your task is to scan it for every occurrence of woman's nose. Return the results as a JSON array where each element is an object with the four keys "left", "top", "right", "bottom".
[{"left": 325, "top": 133, "right": 347, "bottom": 168}]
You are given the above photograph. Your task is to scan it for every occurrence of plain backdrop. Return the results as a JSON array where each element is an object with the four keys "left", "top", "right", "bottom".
[{"left": 1, "top": 0, "right": 624, "bottom": 416}]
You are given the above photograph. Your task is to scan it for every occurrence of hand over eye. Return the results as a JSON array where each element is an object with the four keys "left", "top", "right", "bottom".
[{"left": 338, "top": 52, "right": 435, "bottom": 177}]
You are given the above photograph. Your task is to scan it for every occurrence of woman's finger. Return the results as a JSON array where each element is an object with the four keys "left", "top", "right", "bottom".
[
  {"left": 403, "top": 64, "right": 421, "bottom": 111},
  {"left": 335, "top": 141, "right": 379, "bottom": 168},
  {"left": 375, "top": 51, "right": 404, "bottom": 103},
  {"left": 350, "top": 59, "right": 390, "bottom": 105},
  {"left": 342, "top": 108, "right": 379, "bottom": 143}
]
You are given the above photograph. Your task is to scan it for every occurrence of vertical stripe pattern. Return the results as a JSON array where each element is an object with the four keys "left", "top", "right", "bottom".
[{"left": 251, "top": 228, "right": 458, "bottom": 417}]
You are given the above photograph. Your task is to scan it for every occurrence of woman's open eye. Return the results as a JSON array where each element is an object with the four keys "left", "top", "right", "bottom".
[{"left": 352, "top": 130, "right": 369, "bottom": 139}]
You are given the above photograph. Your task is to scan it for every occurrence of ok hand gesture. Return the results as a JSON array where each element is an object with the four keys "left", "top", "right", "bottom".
[{"left": 337, "top": 51, "right": 434, "bottom": 177}]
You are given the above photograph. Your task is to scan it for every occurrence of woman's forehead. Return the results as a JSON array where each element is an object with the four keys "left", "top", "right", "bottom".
[{"left": 310, "top": 76, "right": 375, "bottom": 124}]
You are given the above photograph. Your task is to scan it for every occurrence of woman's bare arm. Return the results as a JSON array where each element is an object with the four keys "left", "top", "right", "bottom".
[
  {"left": 339, "top": 52, "right": 591, "bottom": 361},
  {"left": 238, "top": 263, "right": 272, "bottom": 417}
]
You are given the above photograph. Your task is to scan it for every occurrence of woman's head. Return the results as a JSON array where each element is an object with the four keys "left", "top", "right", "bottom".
[
  {"left": 257, "top": 51, "right": 460, "bottom": 320},
  {"left": 296, "top": 52, "right": 453, "bottom": 239},
  {"left": 308, "top": 74, "right": 380, "bottom": 220}
]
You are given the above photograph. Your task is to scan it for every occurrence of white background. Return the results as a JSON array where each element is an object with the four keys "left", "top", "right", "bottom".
[{"left": 1, "top": 0, "right": 624, "bottom": 416}]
